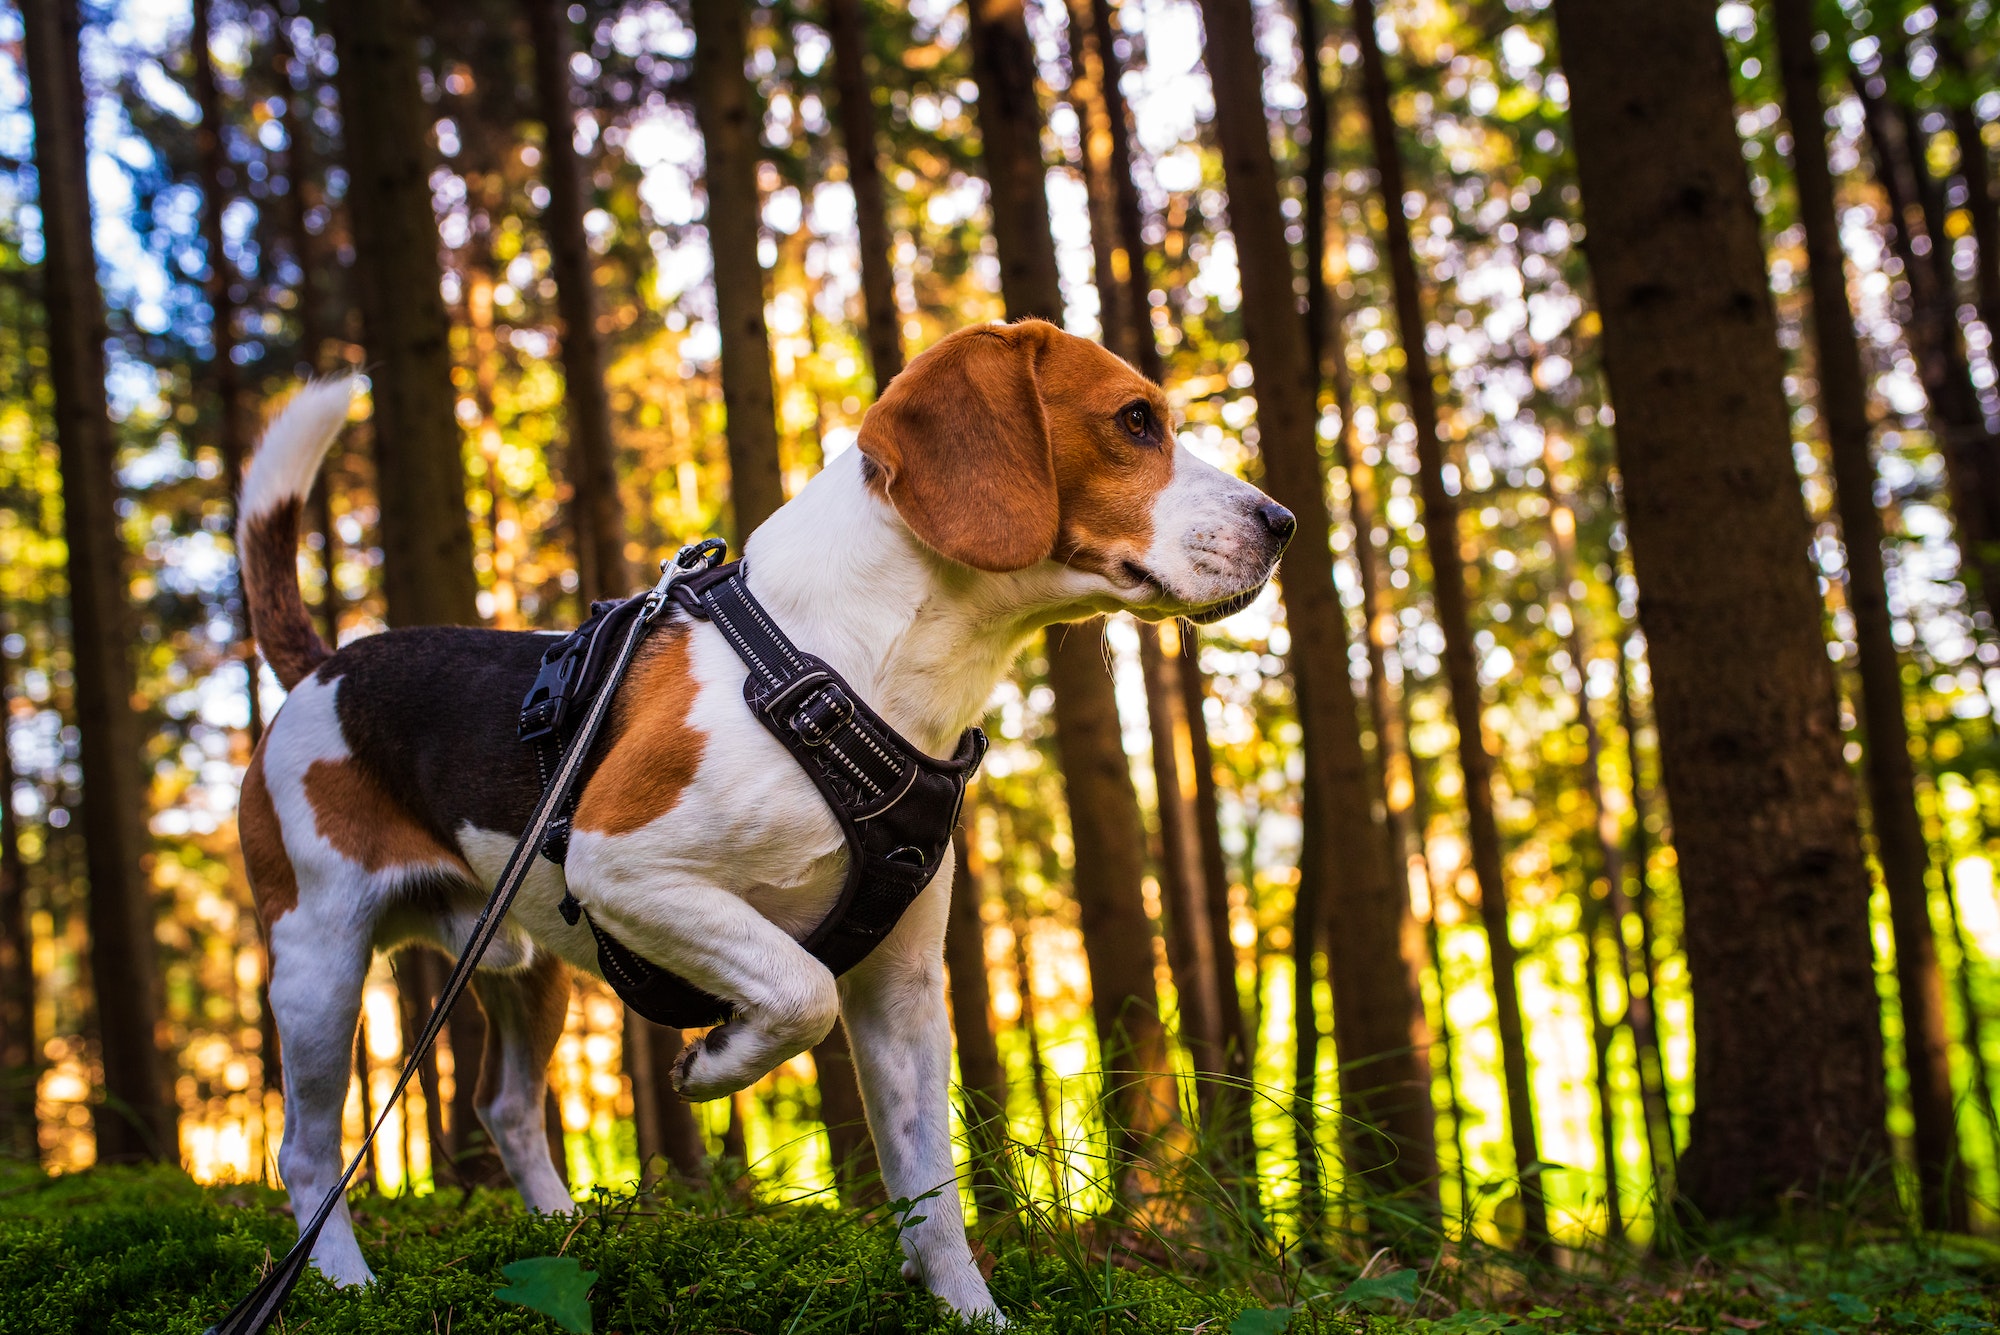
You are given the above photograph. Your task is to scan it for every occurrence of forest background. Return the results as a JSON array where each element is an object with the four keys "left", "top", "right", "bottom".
[{"left": 4, "top": 0, "right": 2000, "bottom": 1312}]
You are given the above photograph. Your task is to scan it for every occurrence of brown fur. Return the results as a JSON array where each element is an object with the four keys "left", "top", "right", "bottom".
[
  {"left": 858, "top": 320, "right": 1170, "bottom": 576},
  {"left": 572, "top": 627, "right": 707, "bottom": 836},
  {"left": 242, "top": 498, "right": 331, "bottom": 689},
  {"left": 240, "top": 743, "right": 299, "bottom": 925},
  {"left": 303, "top": 755, "right": 476, "bottom": 877}
]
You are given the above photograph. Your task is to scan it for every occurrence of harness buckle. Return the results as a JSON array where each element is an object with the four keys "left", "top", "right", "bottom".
[{"left": 790, "top": 683, "right": 855, "bottom": 747}]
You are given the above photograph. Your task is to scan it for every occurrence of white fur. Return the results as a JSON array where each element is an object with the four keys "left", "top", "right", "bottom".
[
  {"left": 252, "top": 407, "right": 1285, "bottom": 1322},
  {"left": 238, "top": 376, "right": 358, "bottom": 523}
]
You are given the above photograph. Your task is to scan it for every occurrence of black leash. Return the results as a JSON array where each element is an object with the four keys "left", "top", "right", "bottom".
[{"left": 205, "top": 542, "right": 724, "bottom": 1335}]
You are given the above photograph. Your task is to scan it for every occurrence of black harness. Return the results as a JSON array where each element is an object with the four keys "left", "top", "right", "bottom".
[
  {"left": 209, "top": 540, "right": 983, "bottom": 1335},
  {"left": 518, "top": 540, "right": 986, "bottom": 1028}
]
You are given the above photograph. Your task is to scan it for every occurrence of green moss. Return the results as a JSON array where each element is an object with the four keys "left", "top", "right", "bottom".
[{"left": 2, "top": 1166, "right": 1996, "bottom": 1335}]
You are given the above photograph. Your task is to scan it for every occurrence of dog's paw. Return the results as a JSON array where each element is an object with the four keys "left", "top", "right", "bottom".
[
  {"left": 670, "top": 1025, "right": 753, "bottom": 1101},
  {"left": 904, "top": 1256, "right": 1005, "bottom": 1326}
]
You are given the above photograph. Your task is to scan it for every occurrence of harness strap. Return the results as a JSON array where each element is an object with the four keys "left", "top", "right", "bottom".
[{"left": 575, "top": 559, "right": 985, "bottom": 1028}]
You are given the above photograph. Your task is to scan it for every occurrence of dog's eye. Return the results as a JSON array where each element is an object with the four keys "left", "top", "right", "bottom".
[{"left": 1120, "top": 403, "right": 1152, "bottom": 440}]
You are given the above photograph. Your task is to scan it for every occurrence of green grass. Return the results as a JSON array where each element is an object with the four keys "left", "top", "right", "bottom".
[{"left": 2, "top": 1162, "right": 1998, "bottom": 1334}]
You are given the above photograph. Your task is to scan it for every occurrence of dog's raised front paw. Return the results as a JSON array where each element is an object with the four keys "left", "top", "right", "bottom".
[{"left": 670, "top": 1025, "right": 754, "bottom": 1101}]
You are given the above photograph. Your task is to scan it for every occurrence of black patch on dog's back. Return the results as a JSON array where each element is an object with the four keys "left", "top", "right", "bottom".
[{"left": 319, "top": 626, "right": 550, "bottom": 854}]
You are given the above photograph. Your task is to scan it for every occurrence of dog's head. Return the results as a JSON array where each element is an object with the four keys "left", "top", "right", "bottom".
[{"left": 858, "top": 320, "right": 1293, "bottom": 624}]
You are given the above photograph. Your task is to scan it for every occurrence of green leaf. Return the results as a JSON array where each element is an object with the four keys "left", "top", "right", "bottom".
[
  {"left": 494, "top": 1255, "right": 598, "bottom": 1334},
  {"left": 1230, "top": 1308, "right": 1294, "bottom": 1335},
  {"left": 1339, "top": 1269, "right": 1421, "bottom": 1308},
  {"left": 1826, "top": 1294, "right": 1873, "bottom": 1322},
  {"left": 1527, "top": 1308, "right": 1566, "bottom": 1321}
]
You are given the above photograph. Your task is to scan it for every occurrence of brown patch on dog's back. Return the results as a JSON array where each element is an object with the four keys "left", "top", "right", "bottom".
[
  {"left": 573, "top": 626, "right": 706, "bottom": 837},
  {"left": 304, "top": 755, "right": 475, "bottom": 876},
  {"left": 240, "top": 743, "right": 298, "bottom": 924}
]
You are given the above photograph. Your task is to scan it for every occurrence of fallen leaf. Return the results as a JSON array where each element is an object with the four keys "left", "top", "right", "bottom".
[{"left": 494, "top": 1255, "right": 597, "bottom": 1335}]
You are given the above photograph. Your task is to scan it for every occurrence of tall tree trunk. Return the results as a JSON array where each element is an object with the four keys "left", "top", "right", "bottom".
[
  {"left": 1775, "top": 0, "right": 1964, "bottom": 1231},
  {"left": 1137, "top": 628, "right": 1225, "bottom": 1084},
  {"left": 1406, "top": 703, "right": 1469, "bottom": 1208},
  {"left": 825, "top": 0, "right": 904, "bottom": 388},
  {"left": 1541, "top": 452, "right": 1667, "bottom": 1205},
  {"left": 272, "top": 17, "right": 342, "bottom": 657},
  {"left": 1850, "top": 64, "right": 2000, "bottom": 622},
  {"left": 1045, "top": 630, "right": 1181, "bottom": 1177},
  {"left": 1931, "top": 2, "right": 2000, "bottom": 353},
  {"left": 691, "top": 0, "right": 786, "bottom": 540},
  {"left": 1618, "top": 626, "right": 1678, "bottom": 1173},
  {"left": 1579, "top": 885, "right": 1624, "bottom": 1240},
  {"left": 1553, "top": 0, "right": 1889, "bottom": 1221},
  {"left": 326, "top": 0, "right": 482, "bottom": 630},
  {"left": 965, "top": 0, "right": 1180, "bottom": 1183},
  {"left": 22, "top": 0, "right": 178, "bottom": 1164},
  {"left": 524, "top": 0, "right": 624, "bottom": 598},
  {"left": 526, "top": 0, "right": 629, "bottom": 602},
  {"left": 1362, "top": 0, "right": 1508, "bottom": 1227},
  {"left": 945, "top": 824, "right": 1010, "bottom": 1215},
  {"left": 1178, "top": 627, "right": 1247, "bottom": 1060},
  {"left": 1200, "top": 0, "right": 1439, "bottom": 1225},
  {"left": 0, "top": 647, "right": 36, "bottom": 1158},
  {"left": 1077, "top": 0, "right": 1253, "bottom": 1146},
  {"left": 1066, "top": 0, "right": 1225, "bottom": 1110},
  {"left": 191, "top": 0, "right": 264, "bottom": 751}
]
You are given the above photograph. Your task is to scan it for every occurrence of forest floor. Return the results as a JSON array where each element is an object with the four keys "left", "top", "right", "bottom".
[{"left": 2, "top": 1161, "right": 1998, "bottom": 1334}]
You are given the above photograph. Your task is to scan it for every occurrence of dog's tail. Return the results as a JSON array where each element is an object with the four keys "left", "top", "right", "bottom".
[{"left": 237, "top": 377, "right": 356, "bottom": 689}]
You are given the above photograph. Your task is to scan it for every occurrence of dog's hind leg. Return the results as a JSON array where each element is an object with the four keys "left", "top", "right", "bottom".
[
  {"left": 469, "top": 951, "right": 575, "bottom": 1214},
  {"left": 265, "top": 895, "right": 377, "bottom": 1286}
]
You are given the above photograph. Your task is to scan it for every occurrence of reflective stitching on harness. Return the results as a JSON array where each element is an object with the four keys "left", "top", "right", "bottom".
[{"left": 823, "top": 739, "right": 886, "bottom": 795}]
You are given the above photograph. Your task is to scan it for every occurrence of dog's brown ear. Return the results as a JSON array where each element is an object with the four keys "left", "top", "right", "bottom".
[{"left": 858, "top": 322, "right": 1059, "bottom": 573}]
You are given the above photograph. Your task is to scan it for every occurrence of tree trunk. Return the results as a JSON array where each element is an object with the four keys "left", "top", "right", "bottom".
[
  {"left": 0, "top": 646, "right": 37, "bottom": 1159},
  {"left": 1073, "top": 0, "right": 1253, "bottom": 1164},
  {"left": 1348, "top": 0, "right": 1500, "bottom": 1225},
  {"left": 1137, "top": 627, "right": 1225, "bottom": 1084},
  {"left": 1849, "top": 64, "right": 2000, "bottom": 623},
  {"left": 1553, "top": 0, "right": 1889, "bottom": 1220},
  {"left": 1045, "top": 629, "right": 1181, "bottom": 1177},
  {"left": 391, "top": 953, "right": 450, "bottom": 1184},
  {"left": 23, "top": 0, "right": 178, "bottom": 1164},
  {"left": 272, "top": 18, "right": 341, "bottom": 656},
  {"left": 1931, "top": 2, "right": 2000, "bottom": 353},
  {"left": 1541, "top": 451, "right": 1668, "bottom": 1206},
  {"left": 1066, "top": 0, "right": 1224, "bottom": 1108},
  {"left": 966, "top": 0, "right": 1180, "bottom": 1183},
  {"left": 326, "top": 0, "right": 482, "bottom": 631},
  {"left": 1578, "top": 883, "right": 1623, "bottom": 1240},
  {"left": 526, "top": 0, "right": 630, "bottom": 602},
  {"left": 191, "top": 0, "right": 265, "bottom": 752},
  {"left": 825, "top": 0, "right": 904, "bottom": 388},
  {"left": 944, "top": 825, "right": 1009, "bottom": 1215},
  {"left": 627, "top": 1015, "right": 708, "bottom": 1181},
  {"left": 1618, "top": 627, "right": 1678, "bottom": 1174},
  {"left": 691, "top": 0, "right": 786, "bottom": 540},
  {"left": 1775, "top": 0, "right": 1963, "bottom": 1231},
  {"left": 1178, "top": 628, "right": 1247, "bottom": 1061},
  {"left": 1406, "top": 705, "right": 1469, "bottom": 1208}
]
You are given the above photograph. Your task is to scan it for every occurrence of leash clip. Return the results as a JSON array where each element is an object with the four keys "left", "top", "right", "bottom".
[{"left": 642, "top": 538, "right": 727, "bottom": 624}]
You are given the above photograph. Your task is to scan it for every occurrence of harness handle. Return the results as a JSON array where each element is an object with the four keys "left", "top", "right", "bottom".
[{"left": 206, "top": 543, "right": 723, "bottom": 1335}]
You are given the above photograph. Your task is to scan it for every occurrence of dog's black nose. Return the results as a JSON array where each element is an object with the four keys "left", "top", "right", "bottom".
[{"left": 1256, "top": 501, "right": 1297, "bottom": 547}]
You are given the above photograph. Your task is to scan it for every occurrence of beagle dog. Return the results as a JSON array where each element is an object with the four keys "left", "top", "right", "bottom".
[{"left": 236, "top": 319, "right": 1294, "bottom": 1320}]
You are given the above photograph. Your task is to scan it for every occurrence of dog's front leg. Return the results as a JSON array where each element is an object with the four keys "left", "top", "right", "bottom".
[
  {"left": 840, "top": 857, "right": 1003, "bottom": 1323},
  {"left": 573, "top": 866, "right": 843, "bottom": 1101}
]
